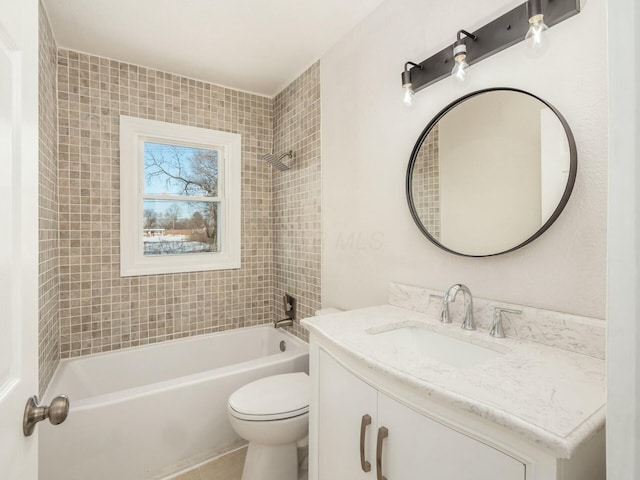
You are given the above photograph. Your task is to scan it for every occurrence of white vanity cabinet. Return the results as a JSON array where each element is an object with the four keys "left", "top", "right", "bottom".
[
  {"left": 317, "top": 350, "right": 525, "bottom": 480},
  {"left": 305, "top": 304, "right": 605, "bottom": 480}
]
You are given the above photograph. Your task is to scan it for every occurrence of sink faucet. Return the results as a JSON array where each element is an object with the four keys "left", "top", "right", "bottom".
[{"left": 441, "top": 284, "right": 475, "bottom": 330}]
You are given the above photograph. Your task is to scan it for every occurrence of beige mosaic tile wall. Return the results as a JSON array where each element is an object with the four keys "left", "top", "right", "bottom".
[
  {"left": 412, "top": 125, "right": 440, "bottom": 240},
  {"left": 38, "top": 2, "right": 60, "bottom": 394},
  {"left": 57, "top": 49, "right": 275, "bottom": 357},
  {"left": 272, "top": 63, "right": 321, "bottom": 340}
]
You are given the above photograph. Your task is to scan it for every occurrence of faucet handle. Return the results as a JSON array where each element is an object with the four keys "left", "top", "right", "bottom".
[
  {"left": 429, "top": 294, "right": 443, "bottom": 303},
  {"left": 491, "top": 307, "right": 521, "bottom": 338},
  {"left": 427, "top": 294, "right": 443, "bottom": 318},
  {"left": 439, "top": 294, "right": 452, "bottom": 324}
]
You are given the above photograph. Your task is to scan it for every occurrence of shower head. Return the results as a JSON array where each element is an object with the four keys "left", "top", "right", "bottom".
[{"left": 263, "top": 150, "right": 294, "bottom": 171}]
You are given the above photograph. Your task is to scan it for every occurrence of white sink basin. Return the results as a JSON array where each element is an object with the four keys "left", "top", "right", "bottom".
[{"left": 369, "top": 325, "right": 505, "bottom": 368}]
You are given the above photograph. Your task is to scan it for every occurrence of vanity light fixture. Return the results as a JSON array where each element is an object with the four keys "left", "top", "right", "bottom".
[
  {"left": 402, "top": 62, "right": 423, "bottom": 106},
  {"left": 525, "top": 0, "right": 550, "bottom": 49},
  {"left": 451, "top": 30, "right": 477, "bottom": 82},
  {"left": 400, "top": 0, "right": 580, "bottom": 100}
]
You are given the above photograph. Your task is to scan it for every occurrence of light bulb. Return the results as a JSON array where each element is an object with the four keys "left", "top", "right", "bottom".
[
  {"left": 525, "top": 14, "right": 549, "bottom": 50},
  {"left": 403, "top": 84, "right": 414, "bottom": 106},
  {"left": 452, "top": 55, "right": 468, "bottom": 82},
  {"left": 401, "top": 65, "right": 416, "bottom": 107},
  {"left": 451, "top": 42, "right": 469, "bottom": 82}
]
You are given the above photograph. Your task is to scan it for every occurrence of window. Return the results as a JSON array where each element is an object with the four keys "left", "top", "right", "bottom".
[{"left": 120, "top": 116, "right": 241, "bottom": 276}]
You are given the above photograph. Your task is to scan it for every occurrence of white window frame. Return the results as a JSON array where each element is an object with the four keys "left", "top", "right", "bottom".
[{"left": 120, "top": 116, "right": 241, "bottom": 276}]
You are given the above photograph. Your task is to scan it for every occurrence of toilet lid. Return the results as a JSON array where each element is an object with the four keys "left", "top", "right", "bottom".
[{"left": 228, "top": 372, "right": 309, "bottom": 421}]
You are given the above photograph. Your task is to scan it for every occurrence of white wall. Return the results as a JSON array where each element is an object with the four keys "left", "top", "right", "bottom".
[
  {"left": 607, "top": 0, "right": 640, "bottom": 476},
  {"left": 321, "top": 0, "right": 607, "bottom": 318}
]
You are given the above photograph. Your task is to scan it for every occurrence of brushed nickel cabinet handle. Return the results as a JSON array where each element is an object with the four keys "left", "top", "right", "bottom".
[
  {"left": 376, "top": 426, "right": 389, "bottom": 480},
  {"left": 360, "top": 414, "right": 372, "bottom": 472}
]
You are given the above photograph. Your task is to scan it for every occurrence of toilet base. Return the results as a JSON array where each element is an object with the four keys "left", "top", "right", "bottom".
[{"left": 241, "top": 442, "right": 298, "bottom": 480}]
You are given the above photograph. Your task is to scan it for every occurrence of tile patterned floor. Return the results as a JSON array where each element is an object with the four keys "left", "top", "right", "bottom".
[
  {"left": 173, "top": 448, "right": 246, "bottom": 480},
  {"left": 171, "top": 446, "right": 308, "bottom": 480}
]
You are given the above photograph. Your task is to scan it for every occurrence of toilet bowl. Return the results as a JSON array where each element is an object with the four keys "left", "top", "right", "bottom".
[{"left": 228, "top": 372, "right": 310, "bottom": 480}]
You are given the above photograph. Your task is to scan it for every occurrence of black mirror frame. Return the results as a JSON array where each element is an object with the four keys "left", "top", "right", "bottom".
[{"left": 406, "top": 87, "right": 578, "bottom": 258}]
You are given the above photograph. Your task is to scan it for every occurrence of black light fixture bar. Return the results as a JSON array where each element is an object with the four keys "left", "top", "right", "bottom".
[{"left": 404, "top": 0, "right": 580, "bottom": 93}]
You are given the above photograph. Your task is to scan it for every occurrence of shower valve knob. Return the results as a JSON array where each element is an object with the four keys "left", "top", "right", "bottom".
[
  {"left": 23, "top": 394, "right": 69, "bottom": 436},
  {"left": 283, "top": 294, "right": 296, "bottom": 321}
]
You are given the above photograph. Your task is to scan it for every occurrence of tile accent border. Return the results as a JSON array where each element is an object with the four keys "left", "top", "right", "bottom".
[{"left": 389, "top": 282, "right": 606, "bottom": 359}]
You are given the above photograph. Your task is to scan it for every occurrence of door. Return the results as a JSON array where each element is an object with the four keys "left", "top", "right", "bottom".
[
  {"left": 0, "top": 0, "right": 41, "bottom": 479},
  {"left": 318, "top": 351, "right": 378, "bottom": 480},
  {"left": 377, "top": 392, "right": 525, "bottom": 480}
]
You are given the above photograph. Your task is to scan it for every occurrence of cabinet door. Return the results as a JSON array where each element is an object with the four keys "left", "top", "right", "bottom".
[
  {"left": 377, "top": 393, "right": 525, "bottom": 480},
  {"left": 318, "top": 351, "right": 378, "bottom": 480}
]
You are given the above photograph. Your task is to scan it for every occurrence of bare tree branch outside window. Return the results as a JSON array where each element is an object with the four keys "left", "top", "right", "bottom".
[{"left": 142, "top": 143, "right": 220, "bottom": 255}]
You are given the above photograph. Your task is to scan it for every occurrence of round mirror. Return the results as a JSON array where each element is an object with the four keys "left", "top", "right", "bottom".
[{"left": 406, "top": 88, "right": 577, "bottom": 257}]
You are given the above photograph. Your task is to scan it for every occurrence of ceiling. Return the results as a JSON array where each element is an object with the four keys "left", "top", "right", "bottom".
[{"left": 43, "top": 0, "right": 386, "bottom": 97}]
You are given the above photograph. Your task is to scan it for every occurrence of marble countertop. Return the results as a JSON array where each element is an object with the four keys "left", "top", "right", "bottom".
[{"left": 302, "top": 304, "right": 606, "bottom": 458}]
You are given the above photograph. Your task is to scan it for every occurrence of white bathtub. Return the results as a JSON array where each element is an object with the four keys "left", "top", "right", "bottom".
[{"left": 39, "top": 325, "right": 309, "bottom": 480}]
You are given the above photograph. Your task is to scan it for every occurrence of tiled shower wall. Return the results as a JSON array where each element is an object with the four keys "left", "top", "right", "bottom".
[
  {"left": 57, "top": 49, "right": 275, "bottom": 358},
  {"left": 272, "top": 63, "right": 321, "bottom": 340},
  {"left": 38, "top": 2, "right": 60, "bottom": 394}
]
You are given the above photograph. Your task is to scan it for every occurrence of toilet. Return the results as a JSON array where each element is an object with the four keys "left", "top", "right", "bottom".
[
  {"left": 228, "top": 372, "right": 310, "bottom": 480},
  {"left": 228, "top": 308, "right": 341, "bottom": 480}
]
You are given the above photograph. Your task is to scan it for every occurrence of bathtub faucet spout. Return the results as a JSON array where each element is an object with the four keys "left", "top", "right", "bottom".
[
  {"left": 273, "top": 318, "right": 294, "bottom": 328},
  {"left": 274, "top": 294, "right": 296, "bottom": 328}
]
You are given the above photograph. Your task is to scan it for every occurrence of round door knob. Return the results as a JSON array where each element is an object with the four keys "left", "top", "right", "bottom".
[
  {"left": 48, "top": 395, "right": 70, "bottom": 425},
  {"left": 23, "top": 394, "right": 70, "bottom": 436}
]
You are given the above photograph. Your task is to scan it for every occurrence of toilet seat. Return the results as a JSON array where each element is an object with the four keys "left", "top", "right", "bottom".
[
  {"left": 229, "top": 405, "right": 309, "bottom": 422},
  {"left": 228, "top": 372, "right": 309, "bottom": 421}
]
